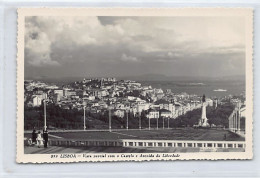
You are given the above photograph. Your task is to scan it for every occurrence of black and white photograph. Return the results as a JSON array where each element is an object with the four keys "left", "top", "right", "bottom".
[{"left": 17, "top": 8, "right": 253, "bottom": 163}]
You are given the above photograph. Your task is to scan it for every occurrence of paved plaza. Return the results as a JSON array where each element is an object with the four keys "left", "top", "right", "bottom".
[
  {"left": 24, "top": 128, "right": 245, "bottom": 142},
  {"left": 24, "top": 128, "right": 245, "bottom": 154}
]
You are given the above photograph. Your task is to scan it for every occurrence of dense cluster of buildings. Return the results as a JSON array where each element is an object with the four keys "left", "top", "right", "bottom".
[{"left": 24, "top": 78, "right": 216, "bottom": 120}]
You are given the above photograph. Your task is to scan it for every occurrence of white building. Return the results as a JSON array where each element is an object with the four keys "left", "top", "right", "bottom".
[
  {"left": 206, "top": 98, "right": 214, "bottom": 107},
  {"left": 54, "top": 89, "right": 63, "bottom": 97},
  {"left": 137, "top": 102, "right": 150, "bottom": 113},
  {"left": 113, "top": 109, "right": 125, "bottom": 118},
  {"left": 32, "top": 93, "right": 47, "bottom": 107},
  {"left": 32, "top": 96, "right": 42, "bottom": 106},
  {"left": 115, "top": 103, "right": 125, "bottom": 110},
  {"left": 146, "top": 109, "right": 160, "bottom": 119},
  {"left": 155, "top": 99, "right": 176, "bottom": 118},
  {"left": 160, "top": 109, "right": 172, "bottom": 118},
  {"left": 240, "top": 106, "right": 246, "bottom": 118}
]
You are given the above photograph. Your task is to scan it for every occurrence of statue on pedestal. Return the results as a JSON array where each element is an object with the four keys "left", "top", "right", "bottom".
[{"left": 198, "top": 94, "right": 209, "bottom": 127}]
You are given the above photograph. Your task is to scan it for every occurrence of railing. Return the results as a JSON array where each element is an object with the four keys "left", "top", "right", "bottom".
[
  {"left": 228, "top": 105, "right": 245, "bottom": 138},
  {"left": 121, "top": 139, "right": 245, "bottom": 149},
  {"left": 46, "top": 139, "right": 245, "bottom": 149}
]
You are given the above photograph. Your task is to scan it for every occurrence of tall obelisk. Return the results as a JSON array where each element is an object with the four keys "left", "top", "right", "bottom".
[{"left": 199, "top": 94, "right": 209, "bottom": 127}]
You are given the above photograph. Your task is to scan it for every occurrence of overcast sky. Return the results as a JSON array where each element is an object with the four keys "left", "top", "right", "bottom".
[{"left": 25, "top": 16, "right": 245, "bottom": 79}]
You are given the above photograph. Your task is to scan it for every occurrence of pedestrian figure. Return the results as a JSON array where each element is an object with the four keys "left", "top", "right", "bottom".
[
  {"left": 224, "top": 134, "right": 227, "bottom": 140},
  {"left": 43, "top": 130, "right": 49, "bottom": 148},
  {"left": 36, "top": 131, "right": 43, "bottom": 148},
  {"left": 32, "top": 129, "right": 37, "bottom": 145},
  {"left": 27, "top": 138, "right": 32, "bottom": 146}
]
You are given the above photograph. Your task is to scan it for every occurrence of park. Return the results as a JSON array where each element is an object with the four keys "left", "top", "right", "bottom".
[{"left": 24, "top": 96, "right": 245, "bottom": 154}]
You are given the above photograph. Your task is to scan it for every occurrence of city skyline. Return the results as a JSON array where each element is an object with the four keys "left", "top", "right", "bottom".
[{"left": 25, "top": 16, "right": 245, "bottom": 79}]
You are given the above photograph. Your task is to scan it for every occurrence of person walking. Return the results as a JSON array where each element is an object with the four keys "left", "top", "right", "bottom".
[
  {"left": 43, "top": 130, "right": 49, "bottom": 148},
  {"left": 36, "top": 131, "right": 42, "bottom": 148},
  {"left": 31, "top": 129, "right": 37, "bottom": 145}
]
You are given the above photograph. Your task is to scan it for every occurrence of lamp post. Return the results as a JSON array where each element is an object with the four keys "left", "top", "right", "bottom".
[
  {"left": 149, "top": 118, "right": 151, "bottom": 130},
  {"left": 83, "top": 106, "right": 86, "bottom": 131},
  {"left": 43, "top": 99, "right": 47, "bottom": 131},
  {"left": 139, "top": 112, "right": 141, "bottom": 130},
  {"left": 162, "top": 117, "right": 165, "bottom": 129},
  {"left": 168, "top": 117, "right": 170, "bottom": 129},
  {"left": 109, "top": 106, "right": 111, "bottom": 132},
  {"left": 157, "top": 117, "right": 158, "bottom": 130},
  {"left": 126, "top": 110, "right": 129, "bottom": 130}
]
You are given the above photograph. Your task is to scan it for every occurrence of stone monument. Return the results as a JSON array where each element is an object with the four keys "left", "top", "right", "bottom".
[{"left": 199, "top": 94, "right": 209, "bottom": 127}]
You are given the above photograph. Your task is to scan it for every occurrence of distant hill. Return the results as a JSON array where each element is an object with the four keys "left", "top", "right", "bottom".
[
  {"left": 25, "top": 74, "right": 245, "bottom": 83},
  {"left": 119, "top": 74, "right": 245, "bottom": 82}
]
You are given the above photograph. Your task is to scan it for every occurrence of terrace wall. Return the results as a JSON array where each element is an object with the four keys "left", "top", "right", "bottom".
[{"left": 44, "top": 139, "right": 245, "bottom": 150}]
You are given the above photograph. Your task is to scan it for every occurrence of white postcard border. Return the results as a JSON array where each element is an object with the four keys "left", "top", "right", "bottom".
[{"left": 17, "top": 8, "right": 253, "bottom": 163}]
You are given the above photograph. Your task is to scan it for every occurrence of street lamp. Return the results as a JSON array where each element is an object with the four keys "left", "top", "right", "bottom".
[
  {"left": 126, "top": 110, "right": 129, "bottom": 130},
  {"left": 162, "top": 117, "right": 165, "bottom": 129},
  {"left": 107, "top": 99, "right": 112, "bottom": 132},
  {"left": 168, "top": 117, "right": 170, "bottom": 129},
  {"left": 157, "top": 117, "right": 158, "bottom": 130},
  {"left": 139, "top": 112, "right": 141, "bottom": 130},
  {"left": 149, "top": 118, "right": 151, "bottom": 130},
  {"left": 83, "top": 106, "right": 86, "bottom": 131},
  {"left": 109, "top": 107, "right": 111, "bottom": 132},
  {"left": 43, "top": 99, "right": 47, "bottom": 131}
]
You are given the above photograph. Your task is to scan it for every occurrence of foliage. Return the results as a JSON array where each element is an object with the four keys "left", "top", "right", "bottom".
[
  {"left": 24, "top": 102, "right": 235, "bottom": 130},
  {"left": 171, "top": 103, "right": 235, "bottom": 128}
]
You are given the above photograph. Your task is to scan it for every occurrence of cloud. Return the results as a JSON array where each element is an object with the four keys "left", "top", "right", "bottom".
[
  {"left": 121, "top": 53, "right": 138, "bottom": 62},
  {"left": 167, "top": 52, "right": 174, "bottom": 57},
  {"left": 25, "top": 19, "right": 60, "bottom": 66},
  {"left": 24, "top": 16, "right": 245, "bottom": 78}
]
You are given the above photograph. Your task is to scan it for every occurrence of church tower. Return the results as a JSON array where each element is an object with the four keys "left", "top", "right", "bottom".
[{"left": 199, "top": 94, "right": 209, "bottom": 127}]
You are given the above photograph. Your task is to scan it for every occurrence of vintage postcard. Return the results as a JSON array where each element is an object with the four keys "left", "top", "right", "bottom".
[{"left": 17, "top": 8, "right": 253, "bottom": 163}]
